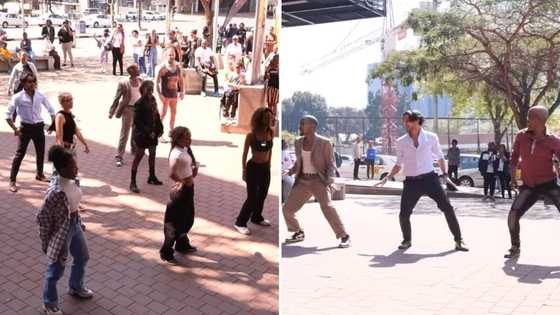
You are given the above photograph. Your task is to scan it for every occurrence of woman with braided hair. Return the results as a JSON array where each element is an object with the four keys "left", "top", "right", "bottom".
[{"left": 160, "top": 126, "right": 199, "bottom": 264}]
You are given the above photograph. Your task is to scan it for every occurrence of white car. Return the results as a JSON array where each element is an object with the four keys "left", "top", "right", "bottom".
[
  {"left": 43, "top": 14, "right": 66, "bottom": 26},
  {"left": 1, "top": 13, "right": 28, "bottom": 28},
  {"left": 84, "top": 14, "right": 112, "bottom": 28},
  {"left": 25, "top": 13, "right": 43, "bottom": 26},
  {"left": 451, "top": 154, "right": 484, "bottom": 187},
  {"left": 125, "top": 10, "right": 139, "bottom": 21},
  {"left": 143, "top": 11, "right": 165, "bottom": 21}
]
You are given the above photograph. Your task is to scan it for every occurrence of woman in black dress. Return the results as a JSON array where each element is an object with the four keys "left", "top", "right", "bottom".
[
  {"left": 130, "top": 80, "right": 164, "bottom": 193},
  {"left": 49, "top": 92, "right": 89, "bottom": 153}
]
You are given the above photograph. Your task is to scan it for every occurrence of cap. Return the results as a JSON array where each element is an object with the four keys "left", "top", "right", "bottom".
[{"left": 301, "top": 115, "right": 318, "bottom": 126}]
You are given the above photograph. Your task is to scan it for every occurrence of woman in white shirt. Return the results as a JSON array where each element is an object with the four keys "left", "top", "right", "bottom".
[
  {"left": 131, "top": 30, "right": 146, "bottom": 75},
  {"left": 160, "top": 126, "right": 199, "bottom": 264},
  {"left": 111, "top": 24, "right": 125, "bottom": 76}
]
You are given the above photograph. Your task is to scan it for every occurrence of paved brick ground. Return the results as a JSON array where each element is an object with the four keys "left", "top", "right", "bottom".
[
  {"left": 0, "top": 58, "right": 278, "bottom": 314},
  {"left": 281, "top": 194, "right": 560, "bottom": 315}
]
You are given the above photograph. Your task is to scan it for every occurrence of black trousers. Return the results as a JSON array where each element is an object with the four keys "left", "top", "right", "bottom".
[
  {"left": 131, "top": 145, "right": 157, "bottom": 183},
  {"left": 508, "top": 181, "right": 560, "bottom": 248},
  {"left": 353, "top": 159, "right": 361, "bottom": 179},
  {"left": 366, "top": 160, "right": 375, "bottom": 179},
  {"left": 112, "top": 47, "right": 123, "bottom": 75},
  {"left": 199, "top": 69, "right": 219, "bottom": 93},
  {"left": 448, "top": 165, "right": 459, "bottom": 182},
  {"left": 400, "top": 172, "right": 462, "bottom": 242},
  {"left": 497, "top": 171, "right": 512, "bottom": 199},
  {"left": 221, "top": 91, "right": 239, "bottom": 118},
  {"left": 236, "top": 160, "right": 271, "bottom": 227},
  {"left": 160, "top": 185, "right": 195, "bottom": 259},
  {"left": 10, "top": 122, "right": 46, "bottom": 182},
  {"left": 483, "top": 172, "right": 496, "bottom": 196}
]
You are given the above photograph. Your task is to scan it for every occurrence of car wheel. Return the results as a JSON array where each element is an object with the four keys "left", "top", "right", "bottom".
[
  {"left": 2, "top": 22, "right": 7, "bottom": 28},
  {"left": 458, "top": 176, "right": 474, "bottom": 187},
  {"left": 94, "top": 22, "right": 99, "bottom": 28}
]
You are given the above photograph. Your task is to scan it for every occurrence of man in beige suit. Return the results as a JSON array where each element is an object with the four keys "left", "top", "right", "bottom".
[
  {"left": 109, "top": 64, "right": 142, "bottom": 167},
  {"left": 283, "top": 115, "right": 351, "bottom": 248}
]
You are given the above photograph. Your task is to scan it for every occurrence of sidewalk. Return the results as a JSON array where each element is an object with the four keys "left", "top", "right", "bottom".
[
  {"left": 281, "top": 195, "right": 560, "bottom": 315},
  {"left": 0, "top": 59, "right": 279, "bottom": 315}
]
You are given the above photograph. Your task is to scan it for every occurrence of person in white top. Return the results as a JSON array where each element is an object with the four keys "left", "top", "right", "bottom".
[
  {"left": 375, "top": 110, "right": 468, "bottom": 251},
  {"left": 160, "top": 126, "right": 199, "bottom": 264},
  {"left": 225, "top": 35, "right": 243, "bottom": 64},
  {"left": 131, "top": 30, "right": 146, "bottom": 75},
  {"left": 111, "top": 24, "right": 125, "bottom": 76},
  {"left": 352, "top": 136, "right": 362, "bottom": 180},
  {"left": 195, "top": 39, "right": 219, "bottom": 97}
]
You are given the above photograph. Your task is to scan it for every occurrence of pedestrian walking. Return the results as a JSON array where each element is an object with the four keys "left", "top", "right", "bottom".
[
  {"left": 375, "top": 110, "right": 469, "bottom": 251},
  {"left": 352, "top": 136, "right": 362, "bottom": 180},
  {"left": 58, "top": 20, "right": 74, "bottom": 67},
  {"left": 448, "top": 139, "right": 461, "bottom": 183}
]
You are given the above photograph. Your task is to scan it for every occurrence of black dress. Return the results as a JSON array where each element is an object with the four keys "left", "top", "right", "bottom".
[{"left": 133, "top": 95, "right": 163, "bottom": 148}]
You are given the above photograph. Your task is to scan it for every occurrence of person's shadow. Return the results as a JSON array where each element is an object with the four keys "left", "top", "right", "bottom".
[
  {"left": 503, "top": 258, "right": 560, "bottom": 284},
  {"left": 360, "top": 249, "right": 457, "bottom": 268},
  {"left": 281, "top": 243, "right": 340, "bottom": 258}
]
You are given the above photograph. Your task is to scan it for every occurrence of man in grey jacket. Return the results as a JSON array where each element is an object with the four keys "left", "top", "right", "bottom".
[
  {"left": 283, "top": 115, "right": 351, "bottom": 248},
  {"left": 109, "top": 64, "right": 142, "bottom": 167}
]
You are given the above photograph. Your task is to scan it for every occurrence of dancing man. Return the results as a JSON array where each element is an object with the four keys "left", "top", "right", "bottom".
[
  {"left": 283, "top": 115, "right": 351, "bottom": 248},
  {"left": 504, "top": 106, "right": 560, "bottom": 258},
  {"left": 375, "top": 110, "right": 468, "bottom": 251}
]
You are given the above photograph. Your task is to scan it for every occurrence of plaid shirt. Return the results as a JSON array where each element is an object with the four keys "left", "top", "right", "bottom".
[{"left": 36, "top": 176, "right": 81, "bottom": 263}]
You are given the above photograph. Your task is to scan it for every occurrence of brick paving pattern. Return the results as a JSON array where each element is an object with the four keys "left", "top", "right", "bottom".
[
  {"left": 282, "top": 195, "right": 560, "bottom": 315},
  {"left": 0, "top": 58, "right": 278, "bottom": 315}
]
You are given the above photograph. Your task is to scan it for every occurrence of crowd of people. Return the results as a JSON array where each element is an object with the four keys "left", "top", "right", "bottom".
[{"left": 3, "top": 20, "right": 279, "bottom": 315}]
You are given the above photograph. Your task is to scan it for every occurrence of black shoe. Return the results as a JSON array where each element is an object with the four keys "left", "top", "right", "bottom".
[
  {"left": 160, "top": 254, "right": 177, "bottom": 265},
  {"left": 398, "top": 241, "right": 411, "bottom": 250},
  {"left": 455, "top": 241, "right": 469, "bottom": 252},
  {"left": 504, "top": 246, "right": 520, "bottom": 259},
  {"left": 176, "top": 244, "right": 197, "bottom": 254},
  {"left": 339, "top": 234, "right": 351, "bottom": 248},
  {"left": 129, "top": 182, "right": 140, "bottom": 193},
  {"left": 285, "top": 231, "right": 304, "bottom": 243},
  {"left": 36, "top": 175, "right": 50, "bottom": 182},
  {"left": 147, "top": 177, "right": 163, "bottom": 185}
]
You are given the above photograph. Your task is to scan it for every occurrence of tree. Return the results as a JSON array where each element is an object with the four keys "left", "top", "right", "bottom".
[
  {"left": 328, "top": 107, "right": 367, "bottom": 142},
  {"left": 281, "top": 91, "right": 330, "bottom": 134},
  {"left": 375, "top": 0, "right": 560, "bottom": 129},
  {"left": 200, "top": 0, "right": 214, "bottom": 48}
]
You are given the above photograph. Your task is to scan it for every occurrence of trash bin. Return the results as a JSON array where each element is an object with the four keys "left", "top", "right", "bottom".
[{"left": 79, "top": 20, "right": 86, "bottom": 34}]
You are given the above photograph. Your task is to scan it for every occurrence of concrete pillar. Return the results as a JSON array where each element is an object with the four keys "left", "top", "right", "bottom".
[{"left": 250, "top": 0, "right": 267, "bottom": 84}]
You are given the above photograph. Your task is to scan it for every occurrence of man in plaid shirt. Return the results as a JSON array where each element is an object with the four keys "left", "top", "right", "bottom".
[{"left": 37, "top": 145, "right": 93, "bottom": 315}]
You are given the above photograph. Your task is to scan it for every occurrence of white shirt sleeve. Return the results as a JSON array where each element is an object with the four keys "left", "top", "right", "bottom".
[
  {"left": 395, "top": 140, "right": 404, "bottom": 167},
  {"left": 431, "top": 134, "right": 445, "bottom": 160},
  {"left": 5, "top": 94, "right": 16, "bottom": 120}
]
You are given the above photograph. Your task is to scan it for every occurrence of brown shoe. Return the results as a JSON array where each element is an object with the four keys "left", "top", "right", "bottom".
[
  {"left": 35, "top": 175, "right": 49, "bottom": 182},
  {"left": 9, "top": 182, "right": 17, "bottom": 193}
]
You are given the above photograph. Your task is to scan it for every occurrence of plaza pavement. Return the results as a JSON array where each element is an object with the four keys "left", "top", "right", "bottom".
[
  {"left": 0, "top": 56, "right": 279, "bottom": 314},
  {"left": 281, "top": 194, "right": 560, "bottom": 315}
]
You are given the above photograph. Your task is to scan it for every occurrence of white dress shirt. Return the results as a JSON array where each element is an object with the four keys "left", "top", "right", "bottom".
[
  {"left": 6, "top": 90, "right": 55, "bottom": 124},
  {"left": 352, "top": 142, "right": 361, "bottom": 159},
  {"left": 194, "top": 46, "right": 214, "bottom": 67},
  {"left": 395, "top": 129, "right": 444, "bottom": 177}
]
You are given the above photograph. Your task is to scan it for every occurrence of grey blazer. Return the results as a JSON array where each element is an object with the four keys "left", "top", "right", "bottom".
[
  {"left": 290, "top": 134, "right": 337, "bottom": 186},
  {"left": 109, "top": 78, "right": 143, "bottom": 118}
]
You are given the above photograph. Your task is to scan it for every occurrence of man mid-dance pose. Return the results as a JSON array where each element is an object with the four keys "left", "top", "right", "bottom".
[
  {"left": 505, "top": 106, "right": 560, "bottom": 258},
  {"left": 375, "top": 110, "right": 469, "bottom": 251},
  {"left": 283, "top": 115, "right": 351, "bottom": 248}
]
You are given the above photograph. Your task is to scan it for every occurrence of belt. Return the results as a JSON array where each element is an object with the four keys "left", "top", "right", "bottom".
[
  {"left": 21, "top": 122, "right": 44, "bottom": 127},
  {"left": 405, "top": 172, "right": 435, "bottom": 181}
]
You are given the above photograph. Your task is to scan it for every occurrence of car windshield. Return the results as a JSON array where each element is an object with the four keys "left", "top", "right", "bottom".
[{"left": 460, "top": 156, "right": 479, "bottom": 169}]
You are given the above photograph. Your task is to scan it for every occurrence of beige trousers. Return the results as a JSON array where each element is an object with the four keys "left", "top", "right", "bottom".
[
  {"left": 116, "top": 106, "right": 135, "bottom": 159},
  {"left": 283, "top": 177, "right": 347, "bottom": 238},
  {"left": 61, "top": 42, "right": 73, "bottom": 65}
]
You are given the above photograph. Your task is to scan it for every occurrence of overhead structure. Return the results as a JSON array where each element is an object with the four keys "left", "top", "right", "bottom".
[{"left": 282, "top": 0, "right": 386, "bottom": 27}]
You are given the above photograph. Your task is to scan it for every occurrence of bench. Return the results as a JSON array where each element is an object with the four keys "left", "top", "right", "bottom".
[{"left": 0, "top": 55, "right": 50, "bottom": 72}]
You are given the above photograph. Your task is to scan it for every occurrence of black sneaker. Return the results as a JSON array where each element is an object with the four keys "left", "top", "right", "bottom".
[
  {"left": 398, "top": 241, "right": 411, "bottom": 250},
  {"left": 455, "top": 241, "right": 469, "bottom": 252},
  {"left": 129, "top": 182, "right": 140, "bottom": 193},
  {"left": 176, "top": 244, "right": 197, "bottom": 254},
  {"left": 43, "top": 304, "right": 63, "bottom": 315},
  {"left": 339, "top": 234, "right": 351, "bottom": 248},
  {"left": 160, "top": 255, "right": 178, "bottom": 265},
  {"left": 147, "top": 177, "right": 163, "bottom": 185},
  {"left": 285, "top": 231, "right": 305, "bottom": 243},
  {"left": 504, "top": 246, "right": 520, "bottom": 259}
]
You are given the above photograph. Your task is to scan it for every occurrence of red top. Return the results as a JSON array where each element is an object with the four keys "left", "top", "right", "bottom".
[{"left": 511, "top": 129, "right": 560, "bottom": 187}]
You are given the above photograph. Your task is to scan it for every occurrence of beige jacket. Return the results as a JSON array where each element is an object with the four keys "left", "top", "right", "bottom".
[
  {"left": 290, "top": 134, "right": 337, "bottom": 186},
  {"left": 109, "top": 78, "right": 143, "bottom": 118}
]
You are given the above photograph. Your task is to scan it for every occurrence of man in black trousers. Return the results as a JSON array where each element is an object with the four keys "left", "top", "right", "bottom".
[
  {"left": 375, "top": 110, "right": 469, "bottom": 251},
  {"left": 5, "top": 73, "right": 55, "bottom": 192}
]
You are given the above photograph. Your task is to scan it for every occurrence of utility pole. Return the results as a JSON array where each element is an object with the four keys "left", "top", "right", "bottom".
[
  {"left": 250, "top": 0, "right": 268, "bottom": 84},
  {"left": 212, "top": 0, "right": 219, "bottom": 50}
]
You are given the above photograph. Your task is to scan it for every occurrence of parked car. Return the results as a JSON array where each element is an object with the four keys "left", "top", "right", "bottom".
[
  {"left": 143, "top": 11, "right": 165, "bottom": 21},
  {"left": 25, "top": 13, "right": 43, "bottom": 26},
  {"left": 125, "top": 10, "right": 138, "bottom": 21},
  {"left": 1, "top": 13, "right": 28, "bottom": 28},
  {"left": 83, "top": 8, "right": 103, "bottom": 15},
  {"left": 84, "top": 14, "right": 112, "bottom": 28},
  {"left": 43, "top": 14, "right": 66, "bottom": 26}
]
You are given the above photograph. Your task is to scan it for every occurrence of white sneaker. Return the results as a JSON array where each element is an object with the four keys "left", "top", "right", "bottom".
[
  {"left": 233, "top": 224, "right": 251, "bottom": 235},
  {"left": 68, "top": 287, "right": 94, "bottom": 299},
  {"left": 201, "top": 91, "right": 207, "bottom": 97}
]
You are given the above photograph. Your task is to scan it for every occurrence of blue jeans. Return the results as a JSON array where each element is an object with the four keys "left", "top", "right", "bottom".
[
  {"left": 133, "top": 53, "right": 146, "bottom": 74},
  {"left": 43, "top": 216, "right": 89, "bottom": 307},
  {"left": 147, "top": 47, "right": 158, "bottom": 77}
]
